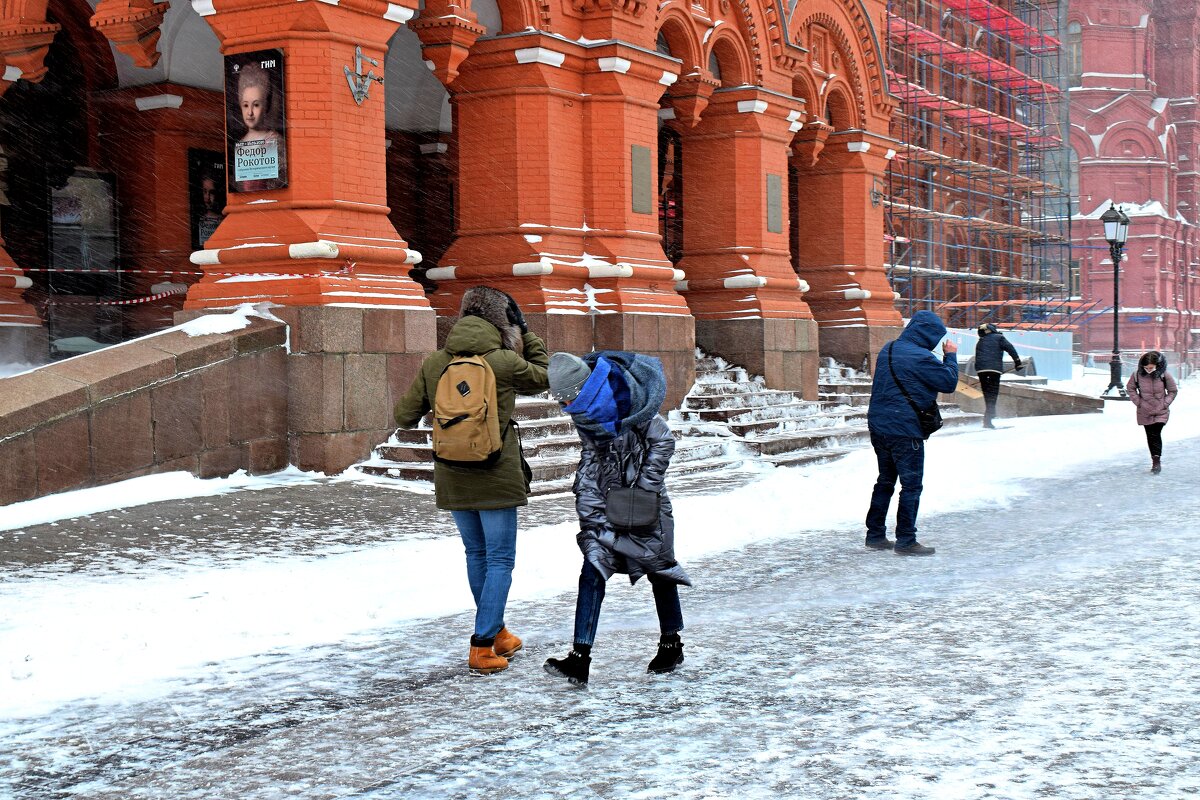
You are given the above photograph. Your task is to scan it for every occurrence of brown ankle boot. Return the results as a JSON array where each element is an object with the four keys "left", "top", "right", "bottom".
[
  {"left": 468, "top": 644, "right": 508, "bottom": 674},
  {"left": 493, "top": 626, "right": 523, "bottom": 659},
  {"left": 1151, "top": 456, "right": 1162, "bottom": 474}
]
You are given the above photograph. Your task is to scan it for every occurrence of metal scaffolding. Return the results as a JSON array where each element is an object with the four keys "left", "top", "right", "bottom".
[{"left": 884, "top": 0, "right": 1074, "bottom": 331}]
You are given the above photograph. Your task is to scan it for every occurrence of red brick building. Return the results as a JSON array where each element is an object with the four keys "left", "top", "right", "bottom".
[
  {"left": 0, "top": 0, "right": 913, "bottom": 408},
  {"left": 1069, "top": 0, "right": 1200, "bottom": 367}
]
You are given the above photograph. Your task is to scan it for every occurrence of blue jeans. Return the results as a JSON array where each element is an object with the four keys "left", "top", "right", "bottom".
[
  {"left": 865, "top": 432, "right": 925, "bottom": 548},
  {"left": 451, "top": 508, "right": 518, "bottom": 640},
  {"left": 572, "top": 561, "right": 684, "bottom": 647}
]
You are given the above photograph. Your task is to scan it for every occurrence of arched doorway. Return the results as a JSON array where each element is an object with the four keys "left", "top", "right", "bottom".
[{"left": 0, "top": 8, "right": 118, "bottom": 358}]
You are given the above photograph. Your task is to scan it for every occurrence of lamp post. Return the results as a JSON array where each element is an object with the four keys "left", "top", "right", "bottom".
[{"left": 1100, "top": 203, "right": 1131, "bottom": 398}]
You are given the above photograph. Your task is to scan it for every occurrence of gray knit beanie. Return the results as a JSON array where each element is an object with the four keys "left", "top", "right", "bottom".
[{"left": 548, "top": 352, "right": 591, "bottom": 404}]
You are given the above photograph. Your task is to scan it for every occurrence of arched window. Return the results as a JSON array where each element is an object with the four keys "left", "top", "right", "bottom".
[
  {"left": 1067, "top": 22, "right": 1082, "bottom": 87},
  {"left": 656, "top": 31, "right": 671, "bottom": 57},
  {"left": 708, "top": 51, "right": 722, "bottom": 84}
]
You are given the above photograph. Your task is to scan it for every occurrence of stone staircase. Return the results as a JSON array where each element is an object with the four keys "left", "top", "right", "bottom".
[{"left": 355, "top": 353, "right": 980, "bottom": 494}]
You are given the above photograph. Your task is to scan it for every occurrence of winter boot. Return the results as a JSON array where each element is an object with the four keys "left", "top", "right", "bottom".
[
  {"left": 493, "top": 626, "right": 523, "bottom": 659},
  {"left": 1151, "top": 456, "right": 1162, "bottom": 474},
  {"left": 865, "top": 536, "right": 895, "bottom": 551},
  {"left": 894, "top": 542, "right": 936, "bottom": 556},
  {"left": 647, "top": 633, "right": 685, "bottom": 674},
  {"left": 544, "top": 645, "right": 591, "bottom": 687},
  {"left": 468, "top": 635, "right": 508, "bottom": 675}
]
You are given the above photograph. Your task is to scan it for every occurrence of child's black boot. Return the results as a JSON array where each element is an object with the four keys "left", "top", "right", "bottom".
[
  {"left": 647, "top": 633, "right": 684, "bottom": 674},
  {"left": 544, "top": 644, "right": 591, "bottom": 687}
]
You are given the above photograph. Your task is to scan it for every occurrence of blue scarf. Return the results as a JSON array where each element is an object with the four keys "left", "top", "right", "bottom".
[{"left": 564, "top": 356, "right": 628, "bottom": 439}]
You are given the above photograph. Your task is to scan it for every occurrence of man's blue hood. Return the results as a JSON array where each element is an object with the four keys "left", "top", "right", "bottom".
[{"left": 900, "top": 310, "right": 948, "bottom": 351}]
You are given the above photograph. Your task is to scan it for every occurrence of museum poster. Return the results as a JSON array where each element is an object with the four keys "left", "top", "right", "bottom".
[
  {"left": 188, "top": 149, "right": 226, "bottom": 250},
  {"left": 225, "top": 49, "right": 287, "bottom": 192}
]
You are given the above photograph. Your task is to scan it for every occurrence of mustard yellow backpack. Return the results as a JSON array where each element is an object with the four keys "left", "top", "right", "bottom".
[{"left": 432, "top": 353, "right": 503, "bottom": 467}]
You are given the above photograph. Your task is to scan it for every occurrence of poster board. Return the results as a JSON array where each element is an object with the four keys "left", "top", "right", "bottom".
[
  {"left": 188, "top": 149, "right": 226, "bottom": 250},
  {"left": 225, "top": 49, "right": 287, "bottom": 193}
]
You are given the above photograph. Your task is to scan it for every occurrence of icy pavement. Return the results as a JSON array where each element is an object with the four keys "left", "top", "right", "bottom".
[{"left": 3, "top": 429, "right": 1199, "bottom": 798}]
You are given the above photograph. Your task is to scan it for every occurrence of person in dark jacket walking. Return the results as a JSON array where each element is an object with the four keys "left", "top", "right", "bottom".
[
  {"left": 394, "top": 286, "right": 549, "bottom": 674},
  {"left": 542, "top": 351, "right": 691, "bottom": 687},
  {"left": 975, "top": 322, "right": 1023, "bottom": 429},
  {"left": 865, "top": 310, "right": 959, "bottom": 556},
  {"left": 1126, "top": 350, "right": 1179, "bottom": 474}
]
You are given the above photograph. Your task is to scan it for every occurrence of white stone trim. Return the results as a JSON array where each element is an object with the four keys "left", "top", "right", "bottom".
[
  {"left": 4, "top": 276, "right": 33, "bottom": 289},
  {"left": 425, "top": 266, "right": 457, "bottom": 280},
  {"left": 885, "top": 148, "right": 897, "bottom": 160},
  {"left": 597, "top": 57, "right": 631, "bottom": 74},
  {"left": 724, "top": 275, "right": 767, "bottom": 288},
  {"left": 787, "top": 110, "right": 803, "bottom": 132},
  {"left": 737, "top": 99, "right": 768, "bottom": 115},
  {"left": 191, "top": 0, "right": 216, "bottom": 16},
  {"left": 191, "top": 249, "right": 222, "bottom": 266},
  {"left": 3, "top": 66, "right": 21, "bottom": 82},
  {"left": 514, "top": 262, "right": 554, "bottom": 276},
  {"left": 842, "top": 288, "right": 871, "bottom": 300},
  {"left": 847, "top": 142, "right": 871, "bottom": 153},
  {"left": 659, "top": 71, "right": 678, "bottom": 86},
  {"left": 515, "top": 48, "right": 566, "bottom": 68},
  {"left": 289, "top": 241, "right": 340, "bottom": 259},
  {"left": 385, "top": 3, "right": 415, "bottom": 22},
  {"left": 587, "top": 265, "right": 634, "bottom": 278},
  {"left": 135, "top": 94, "right": 184, "bottom": 111}
]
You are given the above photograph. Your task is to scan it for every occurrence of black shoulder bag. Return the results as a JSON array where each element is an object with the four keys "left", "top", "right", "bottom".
[
  {"left": 605, "top": 427, "right": 661, "bottom": 535},
  {"left": 886, "top": 342, "right": 943, "bottom": 439}
]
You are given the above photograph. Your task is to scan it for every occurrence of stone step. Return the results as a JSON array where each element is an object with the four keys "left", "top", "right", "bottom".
[
  {"left": 817, "top": 381, "right": 874, "bottom": 394},
  {"left": 817, "top": 392, "right": 873, "bottom": 407},
  {"left": 738, "top": 426, "right": 872, "bottom": 456},
  {"left": 682, "top": 390, "right": 803, "bottom": 410},
  {"left": 726, "top": 410, "right": 862, "bottom": 437},
  {"left": 682, "top": 402, "right": 826, "bottom": 425}
]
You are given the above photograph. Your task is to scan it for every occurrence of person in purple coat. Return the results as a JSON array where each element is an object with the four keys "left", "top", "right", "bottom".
[{"left": 1126, "top": 351, "right": 1179, "bottom": 474}]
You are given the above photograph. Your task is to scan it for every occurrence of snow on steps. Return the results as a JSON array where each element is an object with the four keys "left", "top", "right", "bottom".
[{"left": 356, "top": 353, "right": 981, "bottom": 494}]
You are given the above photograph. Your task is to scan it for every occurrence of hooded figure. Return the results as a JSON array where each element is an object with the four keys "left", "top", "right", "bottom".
[
  {"left": 863, "top": 311, "right": 959, "bottom": 556},
  {"left": 974, "top": 323, "right": 1023, "bottom": 428},
  {"left": 394, "top": 286, "right": 549, "bottom": 674},
  {"left": 1126, "top": 350, "right": 1179, "bottom": 474},
  {"left": 542, "top": 350, "right": 689, "bottom": 687}
]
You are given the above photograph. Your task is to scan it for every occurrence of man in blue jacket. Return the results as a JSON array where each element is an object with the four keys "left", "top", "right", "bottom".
[{"left": 864, "top": 310, "right": 959, "bottom": 556}]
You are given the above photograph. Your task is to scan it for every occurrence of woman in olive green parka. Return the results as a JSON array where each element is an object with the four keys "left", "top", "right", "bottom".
[{"left": 394, "top": 286, "right": 549, "bottom": 674}]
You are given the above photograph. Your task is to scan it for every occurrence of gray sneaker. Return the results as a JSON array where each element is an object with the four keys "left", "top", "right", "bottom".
[{"left": 894, "top": 543, "right": 936, "bottom": 556}]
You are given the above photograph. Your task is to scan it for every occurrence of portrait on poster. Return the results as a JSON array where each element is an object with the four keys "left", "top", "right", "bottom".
[
  {"left": 188, "top": 149, "right": 226, "bottom": 250},
  {"left": 225, "top": 49, "right": 287, "bottom": 192}
]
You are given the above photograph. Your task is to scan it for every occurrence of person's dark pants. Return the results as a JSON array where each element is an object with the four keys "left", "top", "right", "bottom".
[
  {"left": 865, "top": 432, "right": 925, "bottom": 548},
  {"left": 979, "top": 371, "right": 1001, "bottom": 424},
  {"left": 1144, "top": 422, "right": 1165, "bottom": 458},
  {"left": 572, "top": 560, "right": 683, "bottom": 647}
]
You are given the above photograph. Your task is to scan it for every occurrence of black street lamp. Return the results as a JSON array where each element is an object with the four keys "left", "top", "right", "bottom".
[{"left": 1100, "top": 203, "right": 1131, "bottom": 398}]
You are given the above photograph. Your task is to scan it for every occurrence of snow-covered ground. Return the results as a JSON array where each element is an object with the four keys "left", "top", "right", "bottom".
[{"left": 2, "top": 367, "right": 1198, "bottom": 798}]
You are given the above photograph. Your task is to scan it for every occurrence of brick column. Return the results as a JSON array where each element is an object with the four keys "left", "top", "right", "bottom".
[
  {"left": 425, "top": 33, "right": 696, "bottom": 407},
  {"left": 793, "top": 130, "right": 903, "bottom": 370},
  {"left": 579, "top": 43, "right": 694, "bottom": 404},
  {"left": 675, "top": 88, "right": 819, "bottom": 397},
  {"left": 184, "top": 0, "right": 438, "bottom": 473},
  {"left": 185, "top": 0, "right": 430, "bottom": 313}
]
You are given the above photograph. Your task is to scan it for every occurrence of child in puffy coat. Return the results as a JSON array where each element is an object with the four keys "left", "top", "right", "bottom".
[
  {"left": 1126, "top": 350, "right": 1179, "bottom": 474},
  {"left": 542, "top": 351, "right": 691, "bottom": 688}
]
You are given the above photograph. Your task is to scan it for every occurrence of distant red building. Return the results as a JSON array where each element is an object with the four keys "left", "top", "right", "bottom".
[{"left": 1069, "top": 0, "right": 1200, "bottom": 368}]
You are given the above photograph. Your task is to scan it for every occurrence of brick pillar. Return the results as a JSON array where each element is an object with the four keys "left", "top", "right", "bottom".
[
  {"left": 793, "top": 130, "right": 904, "bottom": 371},
  {"left": 424, "top": 32, "right": 696, "bottom": 408},
  {"left": 675, "top": 88, "right": 819, "bottom": 397},
  {"left": 185, "top": 0, "right": 429, "bottom": 312},
  {"left": 0, "top": 143, "right": 48, "bottom": 362},
  {"left": 580, "top": 43, "right": 694, "bottom": 406},
  {"left": 184, "top": 0, "right": 438, "bottom": 473}
]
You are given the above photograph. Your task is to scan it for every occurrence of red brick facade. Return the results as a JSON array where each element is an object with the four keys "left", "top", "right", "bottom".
[
  {"left": 1, "top": 0, "right": 904, "bottom": 404},
  {"left": 1070, "top": 0, "right": 1200, "bottom": 365}
]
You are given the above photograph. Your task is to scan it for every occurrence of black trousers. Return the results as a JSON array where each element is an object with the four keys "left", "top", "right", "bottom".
[
  {"left": 1144, "top": 422, "right": 1165, "bottom": 458},
  {"left": 979, "top": 372, "right": 1002, "bottom": 421}
]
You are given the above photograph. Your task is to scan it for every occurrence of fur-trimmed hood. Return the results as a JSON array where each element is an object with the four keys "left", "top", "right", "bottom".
[{"left": 458, "top": 286, "right": 524, "bottom": 355}]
